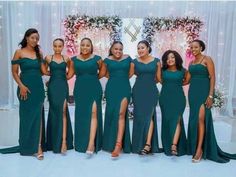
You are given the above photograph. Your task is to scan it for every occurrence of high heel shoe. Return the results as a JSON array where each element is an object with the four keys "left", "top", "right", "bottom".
[
  {"left": 171, "top": 144, "right": 178, "bottom": 156},
  {"left": 139, "top": 144, "right": 152, "bottom": 155},
  {"left": 86, "top": 145, "right": 95, "bottom": 156},
  {"left": 192, "top": 151, "right": 203, "bottom": 163},
  {"left": 34, "top": 144, "right": 44, "bottom": 160},
  {"left": 111, "top": 142, "right": 122, "bottom": 158},
  {"left": 61, "top": 141, "right": 67, "bottom": 155}
]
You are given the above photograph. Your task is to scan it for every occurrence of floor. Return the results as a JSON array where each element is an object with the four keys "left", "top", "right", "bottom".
[
  {"left": 0, "top": 105, "right": 236, "bottom": 177},
  {"left": 0, "top": 143, "right": 236, "bottom": 177}
]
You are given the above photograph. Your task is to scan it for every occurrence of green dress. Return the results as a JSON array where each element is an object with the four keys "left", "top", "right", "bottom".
[
  {"left": 159, "top": 69, "right": 187, "bottom": 156},
  {"left": 102, "top": 57, "right": 132, "bottom": 153},
  {"left": 187, "top": 64, "right": 236, "bottom": 163},
  {"left": 46, "top": 56, "right": 73, "bottom": 153},
  {"left": 131, "top": 58, "right": 162, "bottom": 153},
  {"left": 0, "top": 58, "right": 46, "bottom": 155},
  {"left": 72, "top": 55, "right": 103, "bottom": 153}
]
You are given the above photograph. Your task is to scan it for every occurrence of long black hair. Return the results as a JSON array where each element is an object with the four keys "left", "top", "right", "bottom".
[
  {"left": 108, "top": 41, "right": 123, "bottom": 56},
  {"left": 138, "top": 40, "right": 152, "bottom": 53},
  {"left": 162, "top": 50, "right": 183, "bottom": 70},
  {"left": 19, "top": 28, "right": 42, "bottom": 59},
  {"left": 80, "top": 37, "right": 93, "bottom": 54}
]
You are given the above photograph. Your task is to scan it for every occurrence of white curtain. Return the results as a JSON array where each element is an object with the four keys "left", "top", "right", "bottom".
[{"left": 0, "top": 1, "right": 235, "bottom": 117}]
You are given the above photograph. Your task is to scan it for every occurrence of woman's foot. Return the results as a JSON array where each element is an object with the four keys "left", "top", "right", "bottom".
[
  {"left": 61, "top": 141, "right": 67, "bottom": 155},
  {"left": 86, "top": 144, "right": 95, "bottom": 155},
  {"left": 111, "top": 142, "right": 122, "bottom": 158},
  {"left": 34, "top": 144, "right": 44, "bottom": 160},
  {"left": 192, "top": 150, "right": 203, "bottom": 163},
  {"left": 171, "top": 144, "right": 178, "bottom": 156},
  {"left": 139, "top": 144, "right": 152, "bottom": 155}
]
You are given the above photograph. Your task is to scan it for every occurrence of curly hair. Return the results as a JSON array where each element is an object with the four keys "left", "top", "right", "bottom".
[{"left": 162, "top": 50, "right": 183, "bottom": 70}]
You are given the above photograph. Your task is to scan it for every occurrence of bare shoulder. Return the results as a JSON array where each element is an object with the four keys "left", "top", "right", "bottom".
[
  {"left": 204, "top": 55, "right": 214, "bottom": 64},
  {"left": 12, "top": 49, "right": 22, "bottom": 60},
  {"left": 44, "top": 55, "right": 52, "bottom": 63},
  {"left": 63, "top": 55, "right": 71, "bottom": 62}
]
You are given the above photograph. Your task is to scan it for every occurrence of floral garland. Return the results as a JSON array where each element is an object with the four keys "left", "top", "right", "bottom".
[
  {"left": 63, "top": 15, "right": 122, "bottom": 55},
  {"left": 142, "top": 16, "right": 204, "bottom": 45}
]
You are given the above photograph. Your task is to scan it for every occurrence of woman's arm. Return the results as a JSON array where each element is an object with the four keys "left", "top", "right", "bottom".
[
  {"left": 205, "top": 57, "right": 215, "bottom": 108},
  {"left": 156, "top": 62, "right": 162, "bottom": 83},
  {"left": 66, "top": 58, "right": 75, "bottom": 80},
  {"left": 12, "top": 50, "right": 31, "bottom": 100},
  {"left": 98, "top": 59, "right": 107, "bottom": 79},
  {"left": 41, "top": 55, "right": 50, "bottom": 76},
  {"left": 183, "top": 70, "right": 191, "bottom": 86},
  {"left": 129, "top": 63, "right": 135, "bottom": 78}
]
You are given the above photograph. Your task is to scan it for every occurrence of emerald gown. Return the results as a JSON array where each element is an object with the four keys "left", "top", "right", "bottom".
[
  {"left": 46, "top": 56, "right": 73, "bottom": 153},
  {"left": 131, "top": 58, "right": 162, "bottom": 153},
  {"left": 159, "top": 69, "right": 187, "bottom": 156},
  {"left": 72, "top": 55, "right": 103, "bottom": 153},
  {"left": 0, "top": 58, "right": 46, "bottom": 155},
  {"left": 187, "top": 64, "right": 236, "bottom": 163},
  {"left": 102, "top": 56, "right": 132, "bottom": 153}
]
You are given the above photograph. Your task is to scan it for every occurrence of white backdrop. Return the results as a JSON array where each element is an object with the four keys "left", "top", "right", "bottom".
[{"left": 0, "top": 1, "right": 236, "bottom": 117}]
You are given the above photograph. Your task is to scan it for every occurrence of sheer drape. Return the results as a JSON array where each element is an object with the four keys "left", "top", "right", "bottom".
[{"left": 0, "top": 1, "right": 235, "bottom": 117}]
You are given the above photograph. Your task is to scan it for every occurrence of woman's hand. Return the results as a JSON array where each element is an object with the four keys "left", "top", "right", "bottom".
[
  {"left": 205, "top": 96, "right": 213, "bottom": 109},
  {"left": 19, "top": 85, "right": 31, "bottom": 100}
]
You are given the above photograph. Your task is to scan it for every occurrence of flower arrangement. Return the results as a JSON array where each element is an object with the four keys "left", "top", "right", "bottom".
[
  {"left": 142, "top": 16, "right": 204, "bottom": 45},
  {"left": 128, "top": 102, "right": 134, "bottom": 119},
  {"left": 63, "top": 15, "right": 122, "bottom": 55},
  {"left": 213, "top": 88, "right": 226, "bottom": 109}
]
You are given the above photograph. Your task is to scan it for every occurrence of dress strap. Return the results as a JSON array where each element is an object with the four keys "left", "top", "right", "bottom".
[
  {"left": 51, "top": 55, "right": 54, "bottom": 62},
  {"left": 199, "top": 55, "right": 205, "bottom": 64},
  {"left": 62, "top": 55, "right": 65, "bottom": 62}
]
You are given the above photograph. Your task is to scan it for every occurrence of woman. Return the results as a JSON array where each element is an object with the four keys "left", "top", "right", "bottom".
[
  {"left": 67, "top": 37, "right": 105, "bottom": 154},
  {"left": 158, "top": 50, "right": 187, "bottom": 156},
  {"left": 102, "top": 41, "right": 132, "bottom": 158},
  {"left": 185, "top": 39, "right": 236, "bottom": 163},
  {"left": 43, "top": 38, "right": 73, "bottom": 154},
  {"left": 130, "top": 40, "right": 162, "bottom": 155},
  {"left": 0, "top": 28, "right": 46, "bottom": 160}
]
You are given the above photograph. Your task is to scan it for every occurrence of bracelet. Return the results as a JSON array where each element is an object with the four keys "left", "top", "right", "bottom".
[{"left": 208, "top": 95, "right": 213, "bottom": 99}]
